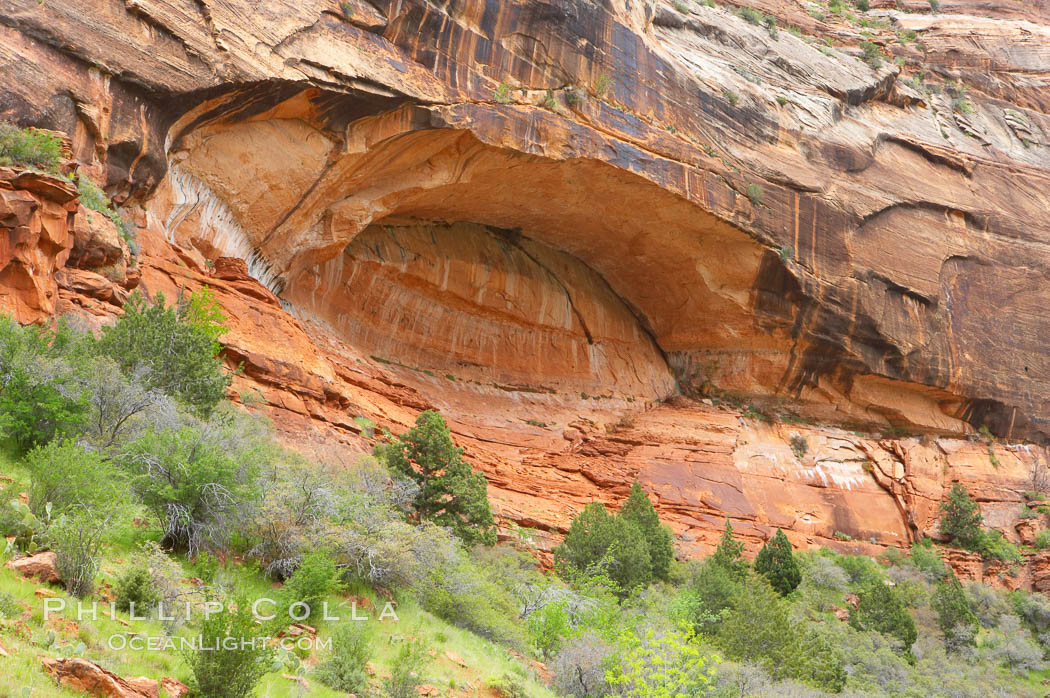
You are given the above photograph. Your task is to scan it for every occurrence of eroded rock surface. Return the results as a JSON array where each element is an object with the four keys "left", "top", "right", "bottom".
[{"left": 3, "top": 0, "right": 1050, "bottom": 581}]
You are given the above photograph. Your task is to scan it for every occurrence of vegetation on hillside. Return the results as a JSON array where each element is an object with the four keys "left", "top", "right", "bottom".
[{"left": 0, "top": 297, "right": 1048, "bottom": 697}]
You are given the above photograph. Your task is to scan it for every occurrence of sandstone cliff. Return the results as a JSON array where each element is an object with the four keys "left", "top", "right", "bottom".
[{"left": 3, "top": 0, "right": 1050, "bottom": 583}]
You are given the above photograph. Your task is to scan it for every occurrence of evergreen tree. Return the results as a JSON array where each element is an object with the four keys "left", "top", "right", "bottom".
[
  {"left": 850, "top": 581, "right": 918, "bottom": 657},
  {"left": 753, "top": 528, "right": 801, "bottom": 596},
  {"left": 618, "top": 481, "right": 675, "bottom": 580},
  {"left": 553, "top": 501, "right": 652, "bottom": 595},
  {"left": 939, "top": 483, "right": 983, "bottom": 550},
  {"left": 932, "top": 570, "right": 979, "bottom": 651},
  {"left": 376, "top": 410, "right": 496, "bottom": 546},
  {"left": 792, "top": 629, "right": 847, "bottom": 693},
  {"left": 692, "top": 558, "right": 739, "bottom": 634},
  {"left": 710, "top": 518, "right": 747, "bottom": 580},
  {"left": 97, "top": 289, "right": 231, "bottom": 416}
]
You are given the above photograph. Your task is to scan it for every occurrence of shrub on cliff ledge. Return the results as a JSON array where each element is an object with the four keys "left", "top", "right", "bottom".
[
  {"left": 377, "top": 410, "right": 497, "bottom": 546},
  {"left": 0, "top": 121, "right": 61, "bottom": 173},
  {"left": 939, "top": 483, "right": 983, "bottom": 550}
]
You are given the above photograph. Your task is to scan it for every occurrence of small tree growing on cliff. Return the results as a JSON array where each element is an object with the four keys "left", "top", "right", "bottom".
[
  {"left": 939, "top": 483, "right": 983, "bottom": 550},
  {"left": 377, "top": 410, "right": 497, "bottom": 546},
  {"left": 754, "top": 528, "right": 801, "bottom": 596},
  {"left": 618, "top": 481, "right": 675, "bottom": 581}
]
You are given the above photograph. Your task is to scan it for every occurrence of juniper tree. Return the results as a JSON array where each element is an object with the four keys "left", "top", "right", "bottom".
[
  {"left": 618, "top": 481, "right": 675, "bottom": 580},
  {"left": 377, "top": 410, "right": 496, "bottom": 546},
  {"left": 710, "top": 518, "right": 747, "bottom": 580},
  {"left": 754, "top": 528, "right": 801, "bottom": 596}
]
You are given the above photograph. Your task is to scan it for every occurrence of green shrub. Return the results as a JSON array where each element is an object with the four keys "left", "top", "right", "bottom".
[
  {"left": 0, "top": 591, "right": 20, "bottom": 618},
  {"left": 527, "top": 599, "right": 571, "bottom": 658},
  {"left": 0, "top": 318, "right": 89, "bottom": 452},
  {"left": 692, "top": 558, "right": 740, "bottom": 634},
  {"left": 856, "top": 0, "right": 870, "bottom": 10},
  {"left": 850, "top": 582, "right": 917, "bottom": 656},
  {"left": 376, "top": 410, "right": 496, "bottom": 546},
  {"left": 417, "top": 544, "right": 530, "bottom": 649},
  {"left": 754, "top": 529, "right": 801, "bottom": 596},
  {"left": 932, "top": 571, "right": 979, "bottom": 651},
  {"left": 77, "top": 177, "right": 138, "bottom": 256},
  {"left": 860, "top": 41, "right": 882, "bottom": 68},
  {"left": 315, "top": 623, "right": 372, "bottom": 693},
  {"left": 114, "top": 566, "right": 161, "bottom": 614},
  {"left": 619, "top": 481, "right": 675, "bottom": 581},
  {"left": 745, "top": 183, "right": 763, "bottom": 206},
  {"left": 183, "top": 594, "right": 276, "bottom": 698},
  {"left": 0, "top": 122, "right": 62, "bottom": 172},
  {"left": 118, "top": 410, "right": 266, "bottom": 555},
  {"left": 939, "top": 483, "right": 983, "bottom": 550},
  {"left": 494, "top": 83, "right": 512, "bottom": 104},
  {"left": 385, "top": 639, "right": 429, "bottom": 698},
  {"left": 910, "top": 538, "right": 946, "bottom": 578},
  {"left": 554, "top": 501, "right": 652, "bottom": 596},
  {"left": 606, "top": 626, "right": 719, "bottom": 697},
  {"left": 487, "top": 674, "right": 529, "bottom": 698},
  {"left": 789, "top": 434, "right": 807, "bottom": 459},
  {"left": 975, "top": 529, "right": 1022, "bottom": 563},
  {"left": 98, "top": 289, "right": 231, "bottom": 416},
  {"left": 737, "top": 7, "right": 762, "bottom": 24},
  {"left": 1033, "top": 529, "right": 1050, "bottom": 550},
  {"left": 50, "top": 508, "right": 113, "bottom": 598},
  {"left": 276, "top": 550, "right": 343, "bottom": 624},
  {"left": 24, "top": 439, "right": 124, "bottom": 519}
]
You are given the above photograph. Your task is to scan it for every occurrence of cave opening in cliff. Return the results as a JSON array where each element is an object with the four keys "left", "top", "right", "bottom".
[{"left": 156, "top": 93, "right": 804, "bottom": 405}]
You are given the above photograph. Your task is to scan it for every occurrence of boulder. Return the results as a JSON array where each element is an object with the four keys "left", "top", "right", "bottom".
[
  {"left": 69, "top": 204, "right": 125, "bottom": 271},
  {"left": 41, "top": 657, "right": 188, "bottom": 698},
  {"left": 6, "top": 551, "right": 61, "bottom": 584}
]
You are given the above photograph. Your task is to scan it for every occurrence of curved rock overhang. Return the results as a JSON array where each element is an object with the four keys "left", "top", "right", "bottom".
[{"left": 4, "top": 0, "right": 1050, "bottom": 439}]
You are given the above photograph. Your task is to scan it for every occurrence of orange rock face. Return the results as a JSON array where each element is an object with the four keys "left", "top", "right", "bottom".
[
  {"left": 4, "top": 0, "right": 1050, "bottom": 585},
  {"left": 0, "top": 169, "right": 76, "bottom": 324}
]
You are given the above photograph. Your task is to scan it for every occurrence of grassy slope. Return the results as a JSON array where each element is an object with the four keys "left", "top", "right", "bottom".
[{"left": 0, "top": 449, "right": 555, "bottom": 698}]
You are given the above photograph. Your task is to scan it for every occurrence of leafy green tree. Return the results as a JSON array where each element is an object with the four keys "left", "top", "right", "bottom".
[
  {"left": 719, "top": 574, "right": 796, "bottom": 670},
  {"left": 0, "top": 318, "right": 88, "bottom": 451},
  {"left": 710, "top": 518, "right": 747, "bottom": 579},
  {"left": 850, "top": 581, "right": 918, "bottom": 657},
  {"left": 754, "top": 528, "right": 801, "bottom": 596},
  {"left": 619, "top": 481, "right": 675, "bottom": 580},
  {"left": 939, "top": 483, "right": 983, "bottom": 550},
  {"left": 24, "top": 438, "right": 126, "bottom": 518},
  {"left": 376, "top": 410, "right": 496, "bottom": 545},
  {"left": 553, "top": 502, "right": 652, "bottom": 595},
  {"left": 119, "top": 417, "right": 264, "bottom": 555},
  {"left": 97, "top": 289, "right": 231, "bottom": 415},
  {"left": 605, "top": 626, "right": 720, "bottom": 698},
  {"left": 932, "top": 571, "right": 979, "bottom": 651}
]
